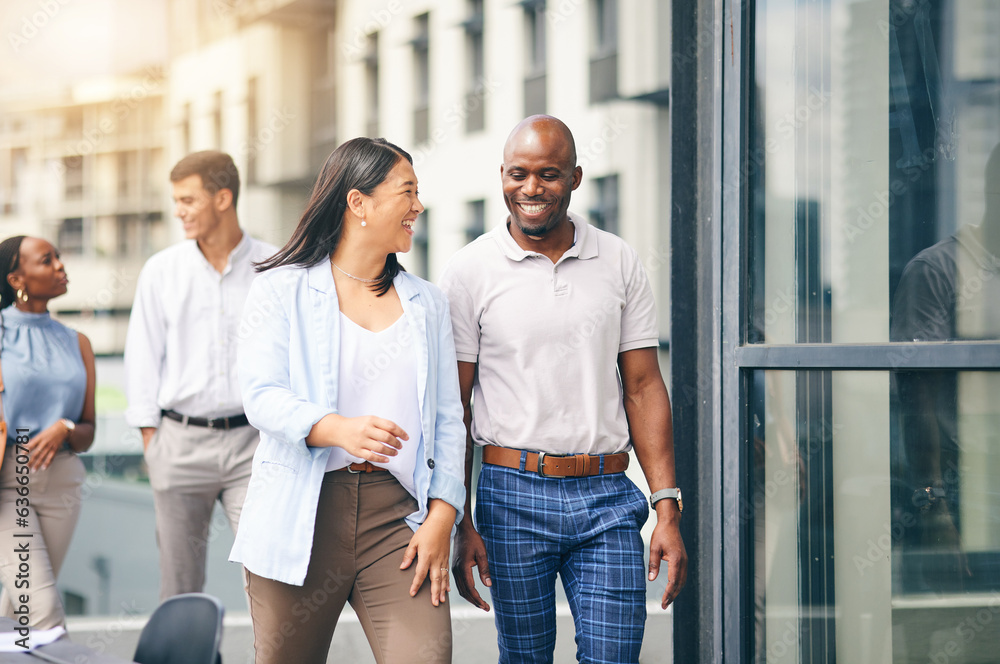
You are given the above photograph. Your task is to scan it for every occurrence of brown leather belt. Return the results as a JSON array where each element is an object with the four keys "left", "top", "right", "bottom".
[
  {"left": 334, "top": 461, "right": 389, "bottom": 473},
  {"left": 481, "top": 445, "right": 629, "bottom": 478}
]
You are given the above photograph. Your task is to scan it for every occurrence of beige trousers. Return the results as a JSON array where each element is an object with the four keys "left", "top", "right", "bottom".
[
  {"left": 245, "top": 472, "right": 452, "bottom": 664},
  {"left": 144, "top": 416, "right": 258, "bottom": 600},
  {"left": 0, "top": 445, "right": 85, "bottom": 629}
]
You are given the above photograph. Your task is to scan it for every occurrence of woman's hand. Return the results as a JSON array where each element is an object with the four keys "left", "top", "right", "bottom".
[
  {"left": 400, "top": 499, "right": 458, "bottom": 607},
  {"left": 24, "top": 421, "right": 70, "bottom": 472},
  {"left": 306, "top": 414, "right": 407, "bottom": 462}
]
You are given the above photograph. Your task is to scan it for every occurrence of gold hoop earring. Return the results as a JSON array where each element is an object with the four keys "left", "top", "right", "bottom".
[{"left": 16, "top": 288, "right": 27, "bottom": 303}]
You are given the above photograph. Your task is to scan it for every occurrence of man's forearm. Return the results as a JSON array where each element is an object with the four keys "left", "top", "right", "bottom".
[
  {"left": 627, "top": 385, "right": 676, "bottom": 493},
  {"left": 459, "top": 405, "right": 476, "bottom": 528}
]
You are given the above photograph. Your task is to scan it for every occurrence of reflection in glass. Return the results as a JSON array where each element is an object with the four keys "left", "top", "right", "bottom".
[
  {"left": 751, "top": 370, "right": 1000, "bottom": 663},
  {"left": 891, "top": 145, "right": 1000, "bottom": 341},
  {"left": 749, "top": 0, "right": 1000, "bottom": 344}
]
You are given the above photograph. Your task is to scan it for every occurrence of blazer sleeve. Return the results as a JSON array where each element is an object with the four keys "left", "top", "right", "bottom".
[
  {"left": 426, "top": 294, "right": 467, "bottom": 524},
  {"left": 238, "top": 274, "right": 332, "bottom": 454}
]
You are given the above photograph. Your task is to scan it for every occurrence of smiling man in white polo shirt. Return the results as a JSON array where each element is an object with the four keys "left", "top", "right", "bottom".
[
  {"left": 125, "top": 151, "right": 277, "bottom": 600},
  {"left": 441, "top": 116, "right": 687, "bottom": 663}
]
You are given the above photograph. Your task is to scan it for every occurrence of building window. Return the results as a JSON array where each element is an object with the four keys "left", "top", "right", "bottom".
[
  {"left": 116, "top": 214, "right": 138, "bottom": 256},
  {"left": 523, "top": 0, "right": 547, "bottom": 116},
  {"left": 736, "top": 1, "right": 1000, "bottom": 661},
  {"left": 63, "top": 108, "right": 83, "bottom": 139},
  {"left": 213, "top": 90, "right": 224, "bottom": 149},
  {"left": 117, "top": 151, "right": 138, "bottom": 199},
  {"left": 58, "top": 218, "right": 85, "bottom": 254},
  {"left": 590, "top": 0, "right": 618, "bottom": 103},
  {"left": 246, "top": 77, "right": 258, "bottom": 184},
  {"left": 1, "top": 148, "right": 27, "bottom": 215},
  {"left": 63, "top": 157, "right": 83, "bottom": 199},
  {"left": 590, "top": 174, "right": 619, "bottom": 235},
  {"left": 411, "top": 208, "right": 430, "bottom": 279},
  {"left": 365, "top": 33, "right": 380, "bottom": 138},
  {"left": 463, "top": 0, "right": 486, "bottom": 133},
  {"left": 466, "top": 199, "right": 486, "bottom": 243},
  {"left": 181, "top": 102, "right": 191, "bottom": 155},
  {"left": 311, "top": 29, "right": 338, "bottom": 171},
  {"left": 116, "top": 212, "right": 159, "bottom": 257},
  {"left": 412, "top": 14, "right": 431, "bottom": 145}
]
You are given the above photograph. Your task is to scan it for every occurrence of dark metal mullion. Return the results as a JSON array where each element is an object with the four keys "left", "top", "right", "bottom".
[
  {"left": 736, "top": 342, "right": 1000, "bottom": 370},
  {"left": 671, "top": 0, "right": 726, "bottom": 660},
  {"left": 722, "top": 0, "right": 748, "bottom": 658}
]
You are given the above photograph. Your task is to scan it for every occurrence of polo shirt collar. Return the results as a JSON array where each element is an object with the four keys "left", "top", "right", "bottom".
[{"left": 493, "top": 211, "right": 598, "bottom": 262}]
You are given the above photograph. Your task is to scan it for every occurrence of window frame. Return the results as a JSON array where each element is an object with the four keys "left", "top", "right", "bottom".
[{"left": 715, "top": 1, "right": 1000, "bottom": 662}]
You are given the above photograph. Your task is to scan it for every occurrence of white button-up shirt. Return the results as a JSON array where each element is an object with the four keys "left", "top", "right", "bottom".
[{"left": 124, "top": 233, "right": 278, "bottom": 427}]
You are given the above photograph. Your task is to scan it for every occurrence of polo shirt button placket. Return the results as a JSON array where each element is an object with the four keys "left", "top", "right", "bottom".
[{"left": 552, "top": 266, "right": 568, "bottom": 296}]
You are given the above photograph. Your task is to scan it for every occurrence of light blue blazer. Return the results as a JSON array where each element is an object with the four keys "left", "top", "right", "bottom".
[{"left": 229, "top": 262, "right": 466, "bottom": 586}]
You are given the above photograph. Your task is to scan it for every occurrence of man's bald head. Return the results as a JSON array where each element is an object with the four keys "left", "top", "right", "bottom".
[
  {"left": 499, "top": 115, "right": 582, "bottom": 243},
  {"left": 503, "top": 115, "right": 577, "bottom": 169}
]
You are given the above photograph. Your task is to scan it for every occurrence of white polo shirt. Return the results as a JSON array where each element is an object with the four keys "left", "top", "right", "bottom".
[{"left": 439, "top": 213, "right": 659, "bottom": 456}]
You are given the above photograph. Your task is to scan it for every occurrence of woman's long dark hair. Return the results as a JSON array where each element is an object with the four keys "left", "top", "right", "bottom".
[
  {"left": 257, "top": 137, "right": 413, "bottom": 296},
  {"left": 0, "top": 235, "right": 26, "bottom": 310}
]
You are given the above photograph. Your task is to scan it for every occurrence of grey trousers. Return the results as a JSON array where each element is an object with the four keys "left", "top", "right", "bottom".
[
  {"left": 144, "top": 416, "right": 258, "bottom": 600},
  {"left": 0, "top": 446, "right": 85, "bottom": 629}
]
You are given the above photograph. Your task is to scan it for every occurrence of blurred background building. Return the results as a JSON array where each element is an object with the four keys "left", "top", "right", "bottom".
[
  {"left": 7, "top": 0, "right": 1000, "bottom": 661},
  {"left": 0, "top": 0, "right": 675, "bottom": 661}
]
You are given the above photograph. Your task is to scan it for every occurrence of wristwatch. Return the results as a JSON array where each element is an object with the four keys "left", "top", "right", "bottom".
[
  {"left": 61, "top": 419, "right": 76, "bottom": 449},
  {"left": 650, "top": 487, "right": 683, "bottom": 512}
]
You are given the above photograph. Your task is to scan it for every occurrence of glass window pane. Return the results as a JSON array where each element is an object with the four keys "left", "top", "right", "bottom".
[
  {"left": 749, "top": 0, "right": 1000, "bottom": 343},
  {"left": 750, "top": 369, "right": 1000, "bottom": 663}
]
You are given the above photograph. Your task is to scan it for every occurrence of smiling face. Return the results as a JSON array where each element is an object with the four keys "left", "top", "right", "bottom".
[
  {"left": 363, "top": 158, "right": 425, "bottom": 254},
  {"left": 7, "top": 237, "right": 69, "bottom": 304},
  {"left": 501, "top": 119, "right": 582, "bottom": 239},
  {"left": 172, "top": 174, "right": 229, "bottom": 242}
]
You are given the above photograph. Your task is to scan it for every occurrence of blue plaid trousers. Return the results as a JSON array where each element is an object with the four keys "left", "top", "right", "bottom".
[{"left": 476, "top": 461, "right": 650, "bottom": 664}]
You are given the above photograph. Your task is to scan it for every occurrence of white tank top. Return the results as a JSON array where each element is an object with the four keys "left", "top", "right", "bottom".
[{"left": 325, "top": 312, "right": 422, "bottom": 499}]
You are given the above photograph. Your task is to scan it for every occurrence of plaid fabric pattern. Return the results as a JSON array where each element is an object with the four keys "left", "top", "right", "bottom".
[{"left": 476, "top": 462, "right": 649, "bottom": 663}]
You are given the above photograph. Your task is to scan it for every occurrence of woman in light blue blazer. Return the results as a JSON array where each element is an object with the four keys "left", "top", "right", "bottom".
[{"left": 231, "top": 138, "right": 465, "bottom": 664}]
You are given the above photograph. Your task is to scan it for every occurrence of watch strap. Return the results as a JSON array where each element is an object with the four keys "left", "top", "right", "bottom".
[{"left": 650, "top": 487, "right": 682, "bottom": 512}]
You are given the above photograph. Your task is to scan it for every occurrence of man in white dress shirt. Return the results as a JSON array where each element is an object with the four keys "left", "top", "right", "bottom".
[{"left": 124, "top": 151, "right": 277, "bottom": 599}]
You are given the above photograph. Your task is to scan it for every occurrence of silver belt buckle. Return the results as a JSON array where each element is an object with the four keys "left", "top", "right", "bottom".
[{"left": 347, "top": 463, "right": 362, "bottom": 474}]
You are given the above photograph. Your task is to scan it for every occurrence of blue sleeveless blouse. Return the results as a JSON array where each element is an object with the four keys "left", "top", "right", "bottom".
[{"left": 1, "top": 306, "right": 86, "bottom": 445}]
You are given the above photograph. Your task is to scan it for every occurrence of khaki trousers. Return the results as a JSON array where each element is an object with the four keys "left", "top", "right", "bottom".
[
  {"left": 245, "top": 472, "right": 452, "bottom": 664},
  {"left": 0, "top": 445, "right": 85, "bottom": 629},
  {"left": 144, "top": 416, "right": 258, "bottom": 600}
]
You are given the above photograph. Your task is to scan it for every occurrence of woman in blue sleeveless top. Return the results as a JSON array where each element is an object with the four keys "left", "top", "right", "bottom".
[{"left": 0, "top": 235, "right": 96, "bottom": 630}]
